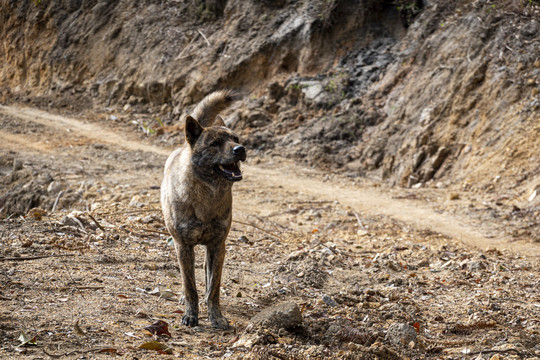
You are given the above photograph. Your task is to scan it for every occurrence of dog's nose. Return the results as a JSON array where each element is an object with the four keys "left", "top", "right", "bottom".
[{"left": 233, "top": 145, "right": 246, "bottom": 161}]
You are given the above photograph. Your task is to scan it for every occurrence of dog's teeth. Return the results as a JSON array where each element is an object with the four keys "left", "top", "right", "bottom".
[{"left": 219, "top": 165, "right": 225, "bottom": 171}]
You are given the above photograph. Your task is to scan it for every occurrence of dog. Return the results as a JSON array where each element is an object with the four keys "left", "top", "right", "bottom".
[{"left": 161, "top": 90, "right": 245, "bottom": 329}]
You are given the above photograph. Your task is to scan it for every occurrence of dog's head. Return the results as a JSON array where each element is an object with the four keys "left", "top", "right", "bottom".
[{"left": 185, "top": 115, "right": 246, "bottom": 183}]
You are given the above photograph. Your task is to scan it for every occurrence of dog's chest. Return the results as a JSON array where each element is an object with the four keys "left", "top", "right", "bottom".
[{"left": 169, "top": 188, "right": 232, "bottom": 246}]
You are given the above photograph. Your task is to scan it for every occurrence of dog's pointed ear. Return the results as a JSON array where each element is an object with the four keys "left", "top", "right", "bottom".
[
  {"left": 213, "top": 115, "right": 226, "bottom": 127},
  {"left": 185, "top": 115, "right": 203, "bottom": 146}
]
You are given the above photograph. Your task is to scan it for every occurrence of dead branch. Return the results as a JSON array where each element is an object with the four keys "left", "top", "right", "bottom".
[
  {"left": 232, "top": 219, "right": 281, "bottom": 240},
  {"left": 96, "top": 208, "right": 160, "bottom": 216},
  {"left": 87, "top": 213, "right": 106, "bottom": 232},
  {"left": 0, "top": 254, "right": 74, "bottom": 261}
]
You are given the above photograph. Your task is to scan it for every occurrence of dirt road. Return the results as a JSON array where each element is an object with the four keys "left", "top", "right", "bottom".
[
  {"left": 1, "top": 105, "right": 539, "bottom": 359},
  {"left": 1, "top": 104, "right": 534, "bottom": 255}
]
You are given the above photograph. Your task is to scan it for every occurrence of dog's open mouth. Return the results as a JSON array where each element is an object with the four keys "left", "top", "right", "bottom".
[{"left": 215, "top": 162, "right": 243, "bottom": 181}]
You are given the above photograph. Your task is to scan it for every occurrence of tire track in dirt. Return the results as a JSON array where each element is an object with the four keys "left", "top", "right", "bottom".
[
  {"left": 246, "top": 166, "right": 539, "bottom": 256},
  {"left": 2, "top": 105, "right": 537, "bottom": 256},
  {"left": 0, "top": 105, "right": 170, "bottom": 157}
]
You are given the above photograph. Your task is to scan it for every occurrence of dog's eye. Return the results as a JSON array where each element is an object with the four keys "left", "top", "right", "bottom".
[
  {"left": 210, "top": 140, "right": 221, "bottom": 147},
  {"left": 232, "top": 136, "right": 239, "bottom": 143}
]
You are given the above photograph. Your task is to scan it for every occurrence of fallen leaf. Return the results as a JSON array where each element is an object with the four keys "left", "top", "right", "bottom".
[
  {"left": 413, "top": 322, "right": 420, "bottom": 333},
  {"left": 74, "top": 320, "right": 86, "bottom": 336},
  {"left": 144, "top": 320, "right": 172, "bottom": 337},
  {"left": 18, "top": 332, "right": 37, "bottom": 347},
  {"left": 139, "top": 340, "right": 172, "bottom": 354}
]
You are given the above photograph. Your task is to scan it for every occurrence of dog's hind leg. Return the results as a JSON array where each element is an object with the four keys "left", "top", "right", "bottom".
[
  {"left": 176, "top": 243, "right": 199, "bottom": 326},
  {"left": 205, "top": 242, "right": 229, "bottom": 329}
]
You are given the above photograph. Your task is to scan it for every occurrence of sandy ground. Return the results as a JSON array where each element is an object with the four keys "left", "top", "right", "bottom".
[{"left": 1, "top": 105, "right": 539, "bottom": 359}]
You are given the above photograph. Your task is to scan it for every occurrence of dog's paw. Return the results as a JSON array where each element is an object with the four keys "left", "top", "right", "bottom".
[
  {"left": 181, "top": 313, "right": 198, "bottom": 327},
  {"left": 210, "top": 315, "right": 230, "bottom": 330}
]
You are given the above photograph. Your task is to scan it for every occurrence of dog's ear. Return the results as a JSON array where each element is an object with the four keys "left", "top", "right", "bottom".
[
  {"left": 185, "top": 115, "right": 203, "bottom": 146},
  {"left": 213, "top": 115, "right": 226, "bottom": 127}
]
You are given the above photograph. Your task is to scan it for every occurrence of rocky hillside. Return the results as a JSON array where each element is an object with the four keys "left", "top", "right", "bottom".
[{"left": 1, "top": 0, "right": 539, "bottom": 210}]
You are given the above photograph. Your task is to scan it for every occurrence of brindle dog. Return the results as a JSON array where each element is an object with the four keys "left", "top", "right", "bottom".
[{"left": 161, "top": 90, "right": 245, "bottom": 329}]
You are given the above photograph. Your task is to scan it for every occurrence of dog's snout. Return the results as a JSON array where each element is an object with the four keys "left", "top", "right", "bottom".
[{"left": 233, "top": 145, "right": 246, "bottom": 160}]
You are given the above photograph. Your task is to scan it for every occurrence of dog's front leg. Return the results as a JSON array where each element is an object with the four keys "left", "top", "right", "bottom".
[
  {"left": 205, "top": 242, "right": 229, "bottom": 329},
  {"left": 176, "top": 242, "right": 199, "bottom": 326}
]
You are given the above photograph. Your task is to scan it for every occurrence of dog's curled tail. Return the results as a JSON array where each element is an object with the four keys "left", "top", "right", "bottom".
[{"left": 191, "top": 90, "right": 240, "bottom": 127}]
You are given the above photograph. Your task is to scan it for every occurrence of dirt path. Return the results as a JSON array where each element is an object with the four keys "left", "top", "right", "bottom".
[
  {"left": 1, "top": 105, "right": 539, "bottom": 360},
  {"left": 247, "top": 165, "right": 539, "bottom": 255},
  {"left": 1, "top": 104, "right": 535, "bottom": 256},
  {"left": 0, "top": 105, "right": 170, "bottom": 157}
]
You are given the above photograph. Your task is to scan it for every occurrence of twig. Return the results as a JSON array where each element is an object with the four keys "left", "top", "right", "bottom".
[
  {"left": 97, "top": 209, "right": 160, "bottom": 216},
  {"left": 87, "top": 213, "right": 105, "bottom": 232},
  {"left": 67, "top": 215, "right": 87, "bottom": 233},
  {"left": 467, "top": 348, "right": 524, "bottom": 357},
  {"left": 352, "top": 211, "right": 367, "bottom": 231},
  {"left": 118, "top": 226, "right": 155, "bottom": 239},
  {"left": 52, "top": 190, "right": 64, "bottom": 212},
  {"left": 43, "top": 347, "right": 113, "bottom": 358},
  {"left": 59, "top": 286, "right": 104, "bottom": 291},
  {"left": 175, "top": 33, "right": 199, "bottom": 60},
  {"left": 0, "top": 254, "right": 74, "bottom": 261},
  {"left": 62, "top": 260, "right": 77, "bottom": 285},
  {"left": 224, "top": 265, "right": 270, "bottom": 275},
  {"left": 232, "top": 219, "right": 281, "bottom": 240},
  {"left": 198, "top": 30, "right": 211, "bottom": 46},
  {"left": 138, "top": 227, "right": 170, "bottom": 235}
]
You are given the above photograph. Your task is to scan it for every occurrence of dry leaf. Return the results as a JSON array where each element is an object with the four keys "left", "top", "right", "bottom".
[{"left": 144, "top": 320, "right": 171, "bottom": 337}]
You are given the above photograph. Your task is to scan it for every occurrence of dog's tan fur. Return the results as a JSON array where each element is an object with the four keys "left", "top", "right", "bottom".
[{"left": 161, "top": 90, "right": 244, "bottom": 329}]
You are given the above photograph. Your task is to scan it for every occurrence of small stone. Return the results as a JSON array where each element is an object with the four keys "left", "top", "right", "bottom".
[
  {"left": 139, "top": 215, "right": 156, "bottom": 224},
  {"left": 469, "top": 260, "right": 487, "bottom": 271},
  {"left": 385, "top": 323, "right": 417, "bottom": 347},
  {"left": 232, "top": 334, "right": 258, "bottom": 349},
  {"left": 322, "top": 294, "right": 338, "bottom": 307},
  {"left": 238, "top": 235, "right": 250, "bottom": 243},
  {"left": 250, "top": 302, "right": 302, "bottom": 330},
  {"left": 12, "top": 159, "right": 23, "bottom": 172},
  {"left": 416, "top": 259, "right": 430, "bottom": 268},
  {"left": 287, "top": 249, "right": 306, "bottom": 261},
  {"left": 529, "top": 189, "right": 538, "bottom": 202}
]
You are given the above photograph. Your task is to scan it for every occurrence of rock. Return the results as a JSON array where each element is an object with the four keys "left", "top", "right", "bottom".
[
  {"left": 528, "top": 188, "right": 539, "bottom": 202},
  {"left": 385, "top": 323, "right": 417, "bottom": 348},
  {"left": 300, "top": 81, "right": 323, "bottom": 100},
  {"left": 12, "top": 159, "right": 23, "bottom": 172},
  {"left": 267, "top": 82, "right": 285, "bottom": 102},
  {"left": 469, "top": 260, "right": 487, "bottom": 271},
  {"left": 520, "top": 19, "right": 538, "bottom": 38},
  {"left": 250, "top": 302, "right": 302, "bottom": 329},
  {"left": 322, "top": 294, "right": 338, "bottom": 307},
  {"left": 243, "top": 110, "right": 272, "bottom": 128},
  {"left": 287, "top": 249, "right": 307, "bottom": 261},
  {"left": 139, "top": 214, "right": 158, "bottom": 224},
  {"left": 231, "top": 334, "right": 259, "bottom": 349},
  {"left": 47, "top": 181, "right": 63, "bottom": 195},
  {"left": 416, "top": 259, "right": 430, "bottom": 268}
]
